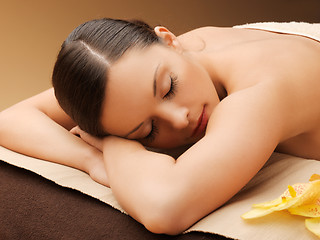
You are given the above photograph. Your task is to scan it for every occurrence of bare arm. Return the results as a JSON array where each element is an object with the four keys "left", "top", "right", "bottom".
[
  {"left": 0, "top": 88, "right": 108, "bottom": 186},
  {"left": 103, "top": 83, "right": 288, "bottom": 234}
]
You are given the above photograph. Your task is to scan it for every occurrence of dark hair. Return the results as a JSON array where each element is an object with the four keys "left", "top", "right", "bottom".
[{"left": 52, "top": 18, "right": 160, "bottom": 136}]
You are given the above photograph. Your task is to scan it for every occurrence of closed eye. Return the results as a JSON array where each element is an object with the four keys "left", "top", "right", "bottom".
[
  {"left": 144, "top": 73, "right": 177, "bottom": 144},
  {"left": 163, "top": 73, "right": 178, "bottom": 100},
  {"left": 144, "top": 120, "right": 159, "bottom": 143}
]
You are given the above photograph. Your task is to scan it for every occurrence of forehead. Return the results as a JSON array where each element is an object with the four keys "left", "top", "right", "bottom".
[{"left": 100, "top": 45, "right": 164, "bottom": 136}]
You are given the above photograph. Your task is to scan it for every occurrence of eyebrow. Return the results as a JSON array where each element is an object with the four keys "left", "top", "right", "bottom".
[{"left": 153, "top": 64, "right": 160, "bottom": 97}]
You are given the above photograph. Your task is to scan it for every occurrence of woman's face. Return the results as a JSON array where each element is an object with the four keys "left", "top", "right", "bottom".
[{"left": 100, "top": 43, "right": 220, "bottom": 149}]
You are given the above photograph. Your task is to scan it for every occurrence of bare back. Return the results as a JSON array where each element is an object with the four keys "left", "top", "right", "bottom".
[{"left": 179, "top": 26, "right": 320, "bottom": 160}]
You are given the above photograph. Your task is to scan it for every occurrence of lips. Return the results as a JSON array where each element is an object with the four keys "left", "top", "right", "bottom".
[{"left": 192, "top": 106, "right": 208, "bottom": 137}]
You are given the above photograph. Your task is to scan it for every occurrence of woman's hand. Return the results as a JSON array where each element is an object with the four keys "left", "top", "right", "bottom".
[
  {"left": 70, "top": 126, "right": 103, "bottom": 151},
  {"left": 70, "top": 126, "right": 109, "bottom": 187},
  {"left": 87, "top": 153, "right": 110, "bottom": 187},
  {"left": 102, "top": 136, "right": 147, "bottom": 185}
]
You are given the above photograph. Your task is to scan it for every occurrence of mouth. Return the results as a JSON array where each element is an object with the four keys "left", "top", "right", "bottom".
[{"left": 191, "top": 105, "right": 208, "bottom": 137}]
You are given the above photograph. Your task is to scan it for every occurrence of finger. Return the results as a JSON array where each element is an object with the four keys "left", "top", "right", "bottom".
[{"left": 70, "top": 126, "right": 81, "bottom": 136}]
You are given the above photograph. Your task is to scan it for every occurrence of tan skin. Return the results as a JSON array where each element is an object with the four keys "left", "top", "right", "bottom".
[{"left": 1, "top": 25, "right": 320, "bottom": 234}]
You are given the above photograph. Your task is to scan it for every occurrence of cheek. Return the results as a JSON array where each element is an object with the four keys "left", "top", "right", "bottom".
[
  {"left": 179, "top": 77, "right": 213, "bottom": 107},
  {"left": 183, "top": 65, "right": 213, "bottom": 93}
]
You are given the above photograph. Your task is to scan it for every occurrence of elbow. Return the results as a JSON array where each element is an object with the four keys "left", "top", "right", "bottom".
[
  {"left": 142, "top": 208, "right": 188, "bottom": 235},
  {"left": 136, "top": 190, "right": 192, "bottom": 235}
]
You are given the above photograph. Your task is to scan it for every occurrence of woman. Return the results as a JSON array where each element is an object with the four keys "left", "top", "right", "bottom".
[{"left": 0, "top": 18, "right": 320, "bottom": 234}]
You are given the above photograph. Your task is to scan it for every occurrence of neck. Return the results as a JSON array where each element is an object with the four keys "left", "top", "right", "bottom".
[
  {"left": 213, "top": 78, "right": 228, "bottom": 101},
  {"left": 188, "top": 50, "right": 228, "bottom": 101}
]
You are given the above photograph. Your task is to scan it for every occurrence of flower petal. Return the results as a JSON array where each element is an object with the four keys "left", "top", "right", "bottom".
[
  {"left": 289, "top": 203, "right": 320, "bottom": 217},
  {"left": 305, "top": 217, "right": 320, "bottom": 237},
  {"left": 310, "top": 174, "right": 320, "bottom": 182},
  {"left": 242, "top": 179, "right": 320, "bottom": 219}
]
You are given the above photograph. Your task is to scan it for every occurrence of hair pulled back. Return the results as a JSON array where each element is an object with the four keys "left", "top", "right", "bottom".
[{"left": 52, "top": 18, "right": 160, "bottom": 136}]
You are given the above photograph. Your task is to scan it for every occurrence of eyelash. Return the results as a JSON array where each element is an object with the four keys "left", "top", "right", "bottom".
[
  {"left": 163, "top": 73, "right": 178, "bottom": 100},
  {"left": 145, "top": 73, "right": 178, "bottom": 143},
  {"left": 145, "top": 120, "right": 159, "bottom": 143}
]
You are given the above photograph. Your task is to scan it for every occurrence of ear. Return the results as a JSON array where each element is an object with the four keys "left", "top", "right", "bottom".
[{"left": 154, "top": 26, "right": 182, "bottom": 51}]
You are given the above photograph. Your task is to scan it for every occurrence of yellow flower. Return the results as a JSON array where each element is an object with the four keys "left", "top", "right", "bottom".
[{"left": 242, "top": 174, "right": 320, "bottom": 238}]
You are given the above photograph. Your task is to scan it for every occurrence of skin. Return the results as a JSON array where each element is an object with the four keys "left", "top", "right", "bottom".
[
  {"left": 100, "top": 28, "right": 220, "bottom": 149},
  {"left": 1, "top": 24, "right": 320, "bottom": 234}
]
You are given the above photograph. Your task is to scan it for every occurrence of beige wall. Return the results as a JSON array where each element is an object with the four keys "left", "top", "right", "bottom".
[{"left": 1, "top": 0, "right": 319, "bottom": 110}]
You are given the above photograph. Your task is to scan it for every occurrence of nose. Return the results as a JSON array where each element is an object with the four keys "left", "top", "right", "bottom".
[{"left": 155, "top": 103, "right": 189, "bottom": 129}]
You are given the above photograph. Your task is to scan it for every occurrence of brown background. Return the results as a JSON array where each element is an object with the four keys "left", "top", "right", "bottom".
[{"left": 1, "top": 0, "right": 319, "bottom": 110}]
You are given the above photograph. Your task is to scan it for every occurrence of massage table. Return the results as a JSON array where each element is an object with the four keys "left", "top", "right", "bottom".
[{"left": 0, "top": 158, "right": 226, "bottom": 240}]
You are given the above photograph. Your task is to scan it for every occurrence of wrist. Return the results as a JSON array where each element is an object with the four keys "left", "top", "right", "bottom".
[
  {"left": 83, "top": 146, "right": 103, "bottom": 174},
  {"left": 82, "top": 145, "right": 109, "bottom": 186}
]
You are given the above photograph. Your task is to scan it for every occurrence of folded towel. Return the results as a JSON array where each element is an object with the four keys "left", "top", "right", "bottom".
[{"left": 234, "top": 22, "right": 320, "bottom": 42}]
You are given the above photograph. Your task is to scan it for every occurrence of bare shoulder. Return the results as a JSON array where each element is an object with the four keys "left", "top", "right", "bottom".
[
  {"left": 177, "top": 26, "right": 234, "bottom": 46},
  {"left": 207, "top": 81, "right": 289, "bottom": 143},
  {"left": 175, "top": 83, "right": 286, "bottom": 213},
  {"left": 179, "top": 26, "right": 239, "bottom": 38},
  {"left": 191, "top": 80, "right": 288, "bottom": 161},
  {"left": 178, "top": 26, "right": 283, "bottom": 52}
]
